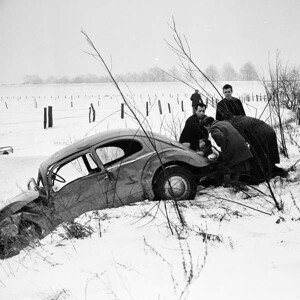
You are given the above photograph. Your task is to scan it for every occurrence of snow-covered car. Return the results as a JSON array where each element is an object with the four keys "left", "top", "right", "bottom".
[
  {"left": 0, "top": 128, "right": 213, "bottom": 258},
  {"left": 0, "top": 146, "right": 13, "bottom": 155}
]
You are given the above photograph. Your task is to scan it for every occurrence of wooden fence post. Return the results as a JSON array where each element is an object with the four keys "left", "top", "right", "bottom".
[
  {"left": 168, "top": 103, "right": 171, "bottom": 113},
  {"left": 158, "top": 100, "right": 162, "bottom": 114},
  {"left": 44, "top": 107, "right": 47, "bottom": 129},
  {"left": 121, "top": 103, "right": 124, "bottom": 119},
  {"left": 48, "top": 106, "right": 53, "bottom": 128}
]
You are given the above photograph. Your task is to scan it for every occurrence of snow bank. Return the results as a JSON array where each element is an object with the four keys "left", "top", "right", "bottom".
[{"left": 0, "top": 82, "right": 300, "bottom": 299}]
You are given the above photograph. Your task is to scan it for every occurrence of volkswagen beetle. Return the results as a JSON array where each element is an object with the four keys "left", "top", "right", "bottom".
[{"left": 0, "top": 128, "right": 213, "bottom": 258}]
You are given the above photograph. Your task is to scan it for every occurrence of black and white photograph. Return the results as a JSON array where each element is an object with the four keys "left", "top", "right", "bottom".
[{"left": 1, "top": 0, "right": 300, "bottom": 299}]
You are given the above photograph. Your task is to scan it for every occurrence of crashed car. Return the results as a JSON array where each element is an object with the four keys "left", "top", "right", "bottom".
[
  {"left": 0, "top": 128, "right": 213, "bottom": 258},
  {"left": 0, "top": 146, "right": 13, "bottom": 155}
]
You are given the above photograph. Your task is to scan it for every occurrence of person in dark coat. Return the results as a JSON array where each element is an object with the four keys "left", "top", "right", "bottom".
[
  {"left": 216, "top": 84, "right": 246, "bottom": 121},
  {"left": 190, "top": 89, "right": 203, "bottom": 113},
  {"left": 203, "top": 117, "right": 252, "bottom": 185},
  {"left": 229, "top": 115, "right": 284, "bottom": 179},
  {"left": 89, "top": 103, "right": 96, "bottom": 123},
  {"left": 179, "top": 103, "right": 208, "bottom": 151}
]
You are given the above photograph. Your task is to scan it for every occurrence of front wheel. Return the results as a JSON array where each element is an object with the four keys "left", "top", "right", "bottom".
[{"left": 153, "top": 166, "right": 197, "bottom": 200}]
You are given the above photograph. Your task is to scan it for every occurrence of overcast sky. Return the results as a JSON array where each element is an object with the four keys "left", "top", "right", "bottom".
[{"left": 0, "top": 0, "right": 299, "bottom": 84}]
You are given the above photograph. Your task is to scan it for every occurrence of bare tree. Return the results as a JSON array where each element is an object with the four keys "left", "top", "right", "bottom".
[
  {"left": 239, "top": 61, "right": 259, "bottom": 81},
  {"left": 221, "top": 63, "right": 238, "bottom": 81},
  {"left": 56, "top": 76, "right": 71, "bottom": 84},
  {"left": 260, "top": 52, "right": 288, "bottom": 158},
  {"left": 44, "top": 76, "right": 58, "bottom": 84},
  {"left": 23, "top": 74, "right": 43, "bottom": 84},
  {"left": 205, "top": 64, "right": 219, "bottom": 81},
  {"left": 147, "top": 67, "right": 171, "bottom": 82},
  {"left": 278, "top": 65, "right": 300, "bottom": 111},
  {"left": 164, "top": 16, "right": 223, "bottom": 101}
]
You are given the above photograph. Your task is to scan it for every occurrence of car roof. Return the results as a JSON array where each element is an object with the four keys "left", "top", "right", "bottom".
[{"left": 39, "top": 128, "right": 181, "bottom": 172}]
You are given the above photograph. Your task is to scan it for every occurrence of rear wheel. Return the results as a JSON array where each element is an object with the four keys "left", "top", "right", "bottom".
[{"left": 153, "top": 165, "right": 197, "bottom": 200}]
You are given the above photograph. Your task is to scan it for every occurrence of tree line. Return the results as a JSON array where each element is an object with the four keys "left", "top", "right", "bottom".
[{"left": 23, "top": 62, "right": 259, "bottom": 84}]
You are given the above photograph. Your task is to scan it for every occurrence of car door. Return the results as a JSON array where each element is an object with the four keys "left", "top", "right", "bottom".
[
  {"left": 50, "top": 152, "right": 116, "bottom": 223},
  {"left": 93, "top": 138, "right": 145, "bottom": 207}
]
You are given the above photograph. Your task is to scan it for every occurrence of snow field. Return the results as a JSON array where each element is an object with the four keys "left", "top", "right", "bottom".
[{"left": 0, "top": 82, "right": 300, "bottom": 299}]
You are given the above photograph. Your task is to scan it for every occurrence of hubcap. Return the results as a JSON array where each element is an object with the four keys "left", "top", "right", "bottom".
[{"left": 163, "top": 176, "right": 188, "bottom": 199}]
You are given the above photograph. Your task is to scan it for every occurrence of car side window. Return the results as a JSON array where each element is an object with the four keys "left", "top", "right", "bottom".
[
  {"left": 95, "top": 139, "right": 143, "bottom": 167},
  {"left": 96, "top": 146, "right": 125, "bottom": 165},
  {"left": 51, "top": 153, "right": 100, "bottom": 191}
]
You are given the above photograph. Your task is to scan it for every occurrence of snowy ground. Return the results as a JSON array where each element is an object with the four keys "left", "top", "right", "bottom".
[{"left": 0, "top": 82, "right": 300, "bottom": 300}]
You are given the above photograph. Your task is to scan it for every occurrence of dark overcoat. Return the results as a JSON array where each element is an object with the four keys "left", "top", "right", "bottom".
[
  {"left": 216, "top": 97, "right": 246, "bottom": 121},
  {"left": 190, "top": 92, "right": 203, "bottom": 108},
  {"left": 210, "top": 120, "right": 252, "bottom": 168},
  {"left": 229, "top": 116, "right": 280, "bottom": 174},
  {"left": 179, "top": 114, "right": 208, "bottom": 151}
]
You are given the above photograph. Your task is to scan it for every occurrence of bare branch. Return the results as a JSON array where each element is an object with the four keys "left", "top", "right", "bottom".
[
  {"left": 165, "top": 17, "right": 223, "bottom": 99},
  {"left": 81, "top": 29, "right": 186, "bottom": 227}
]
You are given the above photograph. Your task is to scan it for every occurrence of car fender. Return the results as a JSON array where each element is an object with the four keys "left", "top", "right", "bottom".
[
  {"left": 18, "top": 211, "right": 52, "bottom": 236},
  {"left": 0, "top": 190, "right": 39, "bottom": 223},
  {"left": 141, "top": 148, "right": 211, "bottom": 200}
]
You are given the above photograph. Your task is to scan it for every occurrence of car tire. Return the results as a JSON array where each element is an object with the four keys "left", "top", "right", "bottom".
[{"left": 153, "top": 165, "right": 197, "bottom": 200}]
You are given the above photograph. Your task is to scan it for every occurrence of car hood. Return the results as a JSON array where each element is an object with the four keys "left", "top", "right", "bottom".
[{"left": 0, "top": 190, "right": 39, "bottom": 223}]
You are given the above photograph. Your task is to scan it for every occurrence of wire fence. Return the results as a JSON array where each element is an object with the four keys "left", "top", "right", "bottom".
[{"left": 1, "top": 92, "right": 298, "bottom": 130}]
